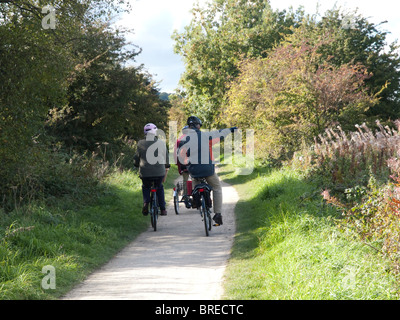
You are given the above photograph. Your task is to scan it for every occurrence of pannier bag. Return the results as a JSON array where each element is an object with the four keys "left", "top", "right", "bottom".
[{"left": 191, "top": 183, "right": 213, "bottom": 209}]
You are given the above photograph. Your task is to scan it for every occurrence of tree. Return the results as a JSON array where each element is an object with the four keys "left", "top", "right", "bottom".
[
  {"left": 223, "top": 32, "right": 378, "bottom": 160},
  {"left": 0, "top": 0, "right": 80, "bottom": 192},
  {"left": 168, "top": 94, "right": 188, "bottom": 132},
  {"left": 173, "top": 0, "right": 305, "bottom": 126},
  {"left": 44, "top": 21, "right": 171, "bottom": 152},
  {"left": 47, "top": 65, "right": 169, "bottom": 150},
  {"left": 289, "top": 9, "right": 400, "bottom": 121},
  {"left": 0, "top": 0, "right": 134, "bottom": 207}
]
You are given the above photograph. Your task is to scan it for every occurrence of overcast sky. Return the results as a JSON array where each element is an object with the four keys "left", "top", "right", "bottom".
[{"left": 116, "top": 0, "right": 400, "bottom": 93}]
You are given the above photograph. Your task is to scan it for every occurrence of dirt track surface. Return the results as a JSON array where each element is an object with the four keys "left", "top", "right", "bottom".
[{"left": 62, "top": 180, "right": 238, "bottom": 300}]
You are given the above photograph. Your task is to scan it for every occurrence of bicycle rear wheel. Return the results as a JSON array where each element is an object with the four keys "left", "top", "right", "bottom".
[
  {"left": 207, "top": 210, "right": 212, "bottom": 232},
  {"left": 150, "top": 194, "right": 158, "bottom": 231},
  {"left": 151, "top": 207, "right": 158, "bottom": 231},
  {"left": 201, "top": 196, "right": 210, "bottom": 236}
]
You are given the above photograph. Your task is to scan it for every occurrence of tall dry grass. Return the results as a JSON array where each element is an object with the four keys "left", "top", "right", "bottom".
[
  {"left": 298, "top": 120, "right": 400, "bottom": 189},
  {"left": 296, "top": 120, "right": 400, "bottom": 265}
]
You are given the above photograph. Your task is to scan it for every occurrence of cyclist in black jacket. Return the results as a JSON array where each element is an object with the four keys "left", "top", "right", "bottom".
[{"left": 177, "top": 116, "right": 236, "bottom": 226}]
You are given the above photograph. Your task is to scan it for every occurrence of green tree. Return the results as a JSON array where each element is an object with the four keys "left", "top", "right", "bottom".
[
  {"left": 44, "top": 22, "right": 168, "bottom": 151},
  {"left": 290, "top": 9, "right": 400, "bottom": 121},
  {"left": 47, "top": 66, "right": 167, "bottom": 150},
  {"left": 173, "top": 0, "right": 304, "bottom": 126},
  {"left": 0, "top": 1, "right": 80, "bottom": 193},
  {"left": 223, "top": 32, "right": 378, "bottom": 160},
  {"left": 0, "top": 0, "right": 133, "bottom": 208}
]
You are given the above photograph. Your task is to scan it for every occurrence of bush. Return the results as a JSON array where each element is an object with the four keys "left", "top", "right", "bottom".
[
  {"left": 0, "top": 142, "right": 102, "bottom": 212},
  {"left": 222, "top": 29, "right": 378, "bottom": 161},
  {"left": 304, "top": 120, "right": 400, "bottom": 264}
]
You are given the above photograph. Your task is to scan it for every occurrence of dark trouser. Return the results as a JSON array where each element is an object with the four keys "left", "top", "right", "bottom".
[{"left": 141, "top": 176, "right": 166, "bottom": 210}]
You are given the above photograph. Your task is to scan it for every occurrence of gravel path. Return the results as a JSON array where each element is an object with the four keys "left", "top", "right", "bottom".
[{"left": 62, "top": 180, "right": 238, "bottom": 300}]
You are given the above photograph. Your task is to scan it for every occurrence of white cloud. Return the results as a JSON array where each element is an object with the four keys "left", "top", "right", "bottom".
[
  {"left": 115, "top": 0, "right": 209, "bottom": 92},
  {"left": 119, "top": 0, "right": 207, "bottom": 38}
]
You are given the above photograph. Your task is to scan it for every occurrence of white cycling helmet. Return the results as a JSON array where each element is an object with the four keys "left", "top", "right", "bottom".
[{"left": 144, "top": 123, "right": 157, "bottom": 135}]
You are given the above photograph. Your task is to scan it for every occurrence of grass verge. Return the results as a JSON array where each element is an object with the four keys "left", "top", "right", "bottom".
[
  {"left": 219, "top": 163, "right": 400, "bottom": 299},
  {"left": 0, "top": 167, "right": 178, "bottom": 300}
]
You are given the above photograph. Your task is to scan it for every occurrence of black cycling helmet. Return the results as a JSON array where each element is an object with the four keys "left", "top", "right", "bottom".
[{"left": 187, "top": 116, "right": 202, "bottom": 128}]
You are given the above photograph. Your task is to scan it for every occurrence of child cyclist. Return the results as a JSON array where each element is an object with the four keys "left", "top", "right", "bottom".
[{"left": 134, "top": 123, "right": 170, "bottom": 216}]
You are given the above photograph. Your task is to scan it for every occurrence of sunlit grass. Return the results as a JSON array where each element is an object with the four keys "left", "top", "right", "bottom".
[
  {"left": 0, "top": 169, "right": 180, "bottom": 300},
  {"left": 220, "top": 164, "right": 400, "bottom": 300}
]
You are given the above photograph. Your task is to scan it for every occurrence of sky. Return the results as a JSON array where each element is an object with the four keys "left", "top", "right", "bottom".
[{"left": 116, "top": 0, "right": 400, "bottom": 93}]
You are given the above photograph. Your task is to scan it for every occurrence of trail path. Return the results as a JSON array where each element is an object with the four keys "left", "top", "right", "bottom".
[{"left": 62, "top": 180, "right": 238, "bottom": 300}]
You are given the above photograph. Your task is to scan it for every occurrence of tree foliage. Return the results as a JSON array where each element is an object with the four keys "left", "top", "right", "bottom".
[
  {"left": 45, "top": 24, "right": 169, "bottom": 152},
  {"left": 167, "top": 94, "right": 188, "bottom": 132},
  {"left": 0, "top": 0, "right": 169, "bottom": 210},
  {"left": 223, "top": 30, "right": 378, "bottom": 160},
  {"left": 291, "top": 9, "right": 400, "bottom": 121},
  {"left": 173, "top": 0, "right": 304, "bottom": 125},
  {"left": 174, "top": 3, "right": 400, "bottom": 155},
  {"left": 0, "top": 0, "right": 85, "bottom": 193}
]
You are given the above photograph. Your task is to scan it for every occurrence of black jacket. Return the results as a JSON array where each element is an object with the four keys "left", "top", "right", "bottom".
[{"left": 178, "top": 127, "right": 234, "bottom": 178}]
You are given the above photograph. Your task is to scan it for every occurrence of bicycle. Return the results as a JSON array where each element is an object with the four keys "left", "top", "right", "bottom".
[
  {"left": 173, "top": 180, "right": 192, "bottom": 215},
  {"left": 149, "top": 180, "right": 160, "bottom": 231},
  {"left": 192, "top": 178, "right": 213, "bottom": 237}
]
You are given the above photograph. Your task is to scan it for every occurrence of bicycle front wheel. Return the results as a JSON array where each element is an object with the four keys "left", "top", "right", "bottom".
[{"left": 173, "top": 190, "right": 180, "bottom": 215}]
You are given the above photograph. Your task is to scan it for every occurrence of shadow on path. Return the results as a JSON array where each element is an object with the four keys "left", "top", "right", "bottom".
[{"left": 62, "top": 180, "right": 238, "bottom": 300}]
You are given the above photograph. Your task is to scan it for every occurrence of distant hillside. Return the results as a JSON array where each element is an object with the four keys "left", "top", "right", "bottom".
[{"left": 158, "top": 92, "right": 171, "bottom": 101}]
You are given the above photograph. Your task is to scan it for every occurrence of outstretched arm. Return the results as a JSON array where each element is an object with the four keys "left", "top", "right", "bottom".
[{"left": 208, "top": 127, "right": 238, "bottom": 145}]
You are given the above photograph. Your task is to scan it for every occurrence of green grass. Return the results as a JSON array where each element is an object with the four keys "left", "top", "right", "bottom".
[
  {"left": 219, "top": 163, "right": 400, "bottom": 300},
  {"left": 0, "top": 167, "right": 178, "bottom": 300},
  {"left": 2, "top": 159, "right": 398, "bottom": 300}
]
